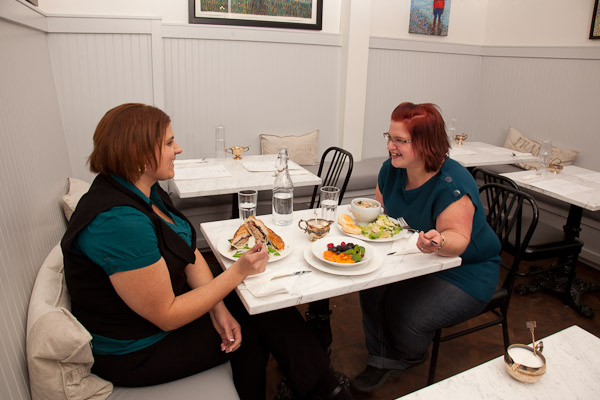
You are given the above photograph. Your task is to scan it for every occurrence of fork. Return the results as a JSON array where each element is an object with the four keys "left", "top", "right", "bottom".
[
  {"left": 396, "top": 217, "right": 419, "bottom": 234},
  {"left": 397, "top": 217, "right": 440, "bottom": 246}
]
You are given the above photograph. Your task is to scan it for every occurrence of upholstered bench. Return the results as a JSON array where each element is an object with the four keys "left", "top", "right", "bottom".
[{"left": 26, "top": 243, "right": 239, "bottom": 400}]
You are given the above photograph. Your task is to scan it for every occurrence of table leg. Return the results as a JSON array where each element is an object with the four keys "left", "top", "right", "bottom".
[
  {"left": 516, "top": 205, "right": 596, "bottom": 318},
  {"left": 305, "top": 299, "right": 332, "bottom": 352},
  {"left": 231, "top": 193, "right": 239, "bottom": 219}
]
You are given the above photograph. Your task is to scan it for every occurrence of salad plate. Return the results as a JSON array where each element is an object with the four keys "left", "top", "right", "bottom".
[
  {"left": 310, "top": 235, "right": 373, "bottom": 267},
  {"left": 337, "top": 213, "right": 412, "bottom": 242},
  {"left": 217, "top": 236, "right": 292, "bottom": 263},
  {"left": 303, "top": 246, "right": 382, "bottom": 276}
]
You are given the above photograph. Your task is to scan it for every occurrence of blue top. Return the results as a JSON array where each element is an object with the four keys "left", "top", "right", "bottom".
[
  {"left": 378, "top": 158, "right": 500, "bottom": 302},
  {"left": 74, "top": 175, "right": 192, "bottom": 355}
]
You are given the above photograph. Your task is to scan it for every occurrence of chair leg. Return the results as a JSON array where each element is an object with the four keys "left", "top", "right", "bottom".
[
  {"left": 305, "top": 299, "right": 332, "bottom": 352},
  {"left": 427, "top": 329, "right": 442, "bottom": 386},
  {"left": 501, "top": 318, "right": 510, "bottom": 351}
]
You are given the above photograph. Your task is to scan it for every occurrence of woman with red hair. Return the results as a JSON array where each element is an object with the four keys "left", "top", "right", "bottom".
[{"left": 351, "top": 102, "right": 501, "bottom": 392}]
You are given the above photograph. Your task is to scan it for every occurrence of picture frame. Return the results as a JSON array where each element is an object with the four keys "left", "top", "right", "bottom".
[
  {"left": 591, "top": 0, "right": 600, "bottom": 39},
  {"left": 189, "top": 0, "right": 323, "bottom": 31}
]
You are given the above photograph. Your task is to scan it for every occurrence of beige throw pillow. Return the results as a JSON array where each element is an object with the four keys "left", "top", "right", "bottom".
[
  {"left": 26, "top": 244, "right": 113, "bottom": 400},
  {"left": 504, "top": 126, "right": 579, "bottom": 170},
  {"left": 260, "top": 130, "right": 319, "bottom": 165},
  {"left": 61, "top": 177, "right": 91, "bottom": 221}
]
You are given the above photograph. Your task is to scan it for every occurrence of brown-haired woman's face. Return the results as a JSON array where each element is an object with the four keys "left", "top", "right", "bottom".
[
  {"left": 387, "top": 120, "right": 420, "bottom": 169},
  {"left": 150, "top": 123, "right": 182, "bottom": 181}
]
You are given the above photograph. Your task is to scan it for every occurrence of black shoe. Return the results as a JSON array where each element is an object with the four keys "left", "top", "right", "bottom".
[{"left": 350, "top": 365, "right": 399, "bottom": 393}]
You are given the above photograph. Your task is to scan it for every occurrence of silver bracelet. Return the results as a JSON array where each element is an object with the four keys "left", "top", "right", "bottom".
[{"left": 436, "top": 234, "right": 445, "bottom": 251}]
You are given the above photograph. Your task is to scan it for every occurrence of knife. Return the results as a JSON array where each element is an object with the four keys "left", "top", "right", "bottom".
[{"left": 273, "top": 270, "right": 312, "bottom": 279}]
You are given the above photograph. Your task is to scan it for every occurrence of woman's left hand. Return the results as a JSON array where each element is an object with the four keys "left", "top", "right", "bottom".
[
  {"left": 418, "top": 230, "right": 443, "bottom": 253},
  {"left": 210, "top": 302, "right": 242, "bottom": 353}
]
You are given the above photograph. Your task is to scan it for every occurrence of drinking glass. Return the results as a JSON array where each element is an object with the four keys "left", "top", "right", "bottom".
[
  {"left": 448, "top": 118, "right": 457, "bottom": 142},
  {"left": 238, "top": 190, "right": 257, "bottom": 221},
  {"left": 320, "top": 186, "right": 340, "bottom": 222},
  {"left": 215, "top": 125, "right": 226, "bottom": 160},
  {"left": 537, "top": 140, "right": 552, "bottom": 177}
]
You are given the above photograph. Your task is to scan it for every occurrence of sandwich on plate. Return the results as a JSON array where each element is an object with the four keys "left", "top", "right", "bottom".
[{"left": 230, "top": 216, "right": 285, "bottom": 254}]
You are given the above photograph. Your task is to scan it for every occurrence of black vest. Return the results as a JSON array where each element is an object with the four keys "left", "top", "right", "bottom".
[{"left": 61, "top": 174, "right": 196, "bottom": 339}]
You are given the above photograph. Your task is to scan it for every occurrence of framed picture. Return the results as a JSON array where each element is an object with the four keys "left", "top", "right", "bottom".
[
  {"left": 189, "top": 0, "right": 323, "bottom": 31},
  {"left": 591, "top": 0, "right": 600, "bottom": 39},
  {"left": 409, "top": 0, "right": 451, "bottom": 37}
]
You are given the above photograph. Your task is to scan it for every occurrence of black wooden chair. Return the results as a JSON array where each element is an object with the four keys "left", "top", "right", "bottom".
[
  {"left": 471, "top": 167, "right": 586, "bottom": 315},
  {"left": 305, "top": 146, "right": 354, "bottom": 350},
  {"left": 427, "top": 183, "right": 539, "bottom": 385}
]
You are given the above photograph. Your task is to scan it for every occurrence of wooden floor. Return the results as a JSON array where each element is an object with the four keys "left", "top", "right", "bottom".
[{"left": 203, "top": 251, "right": 600, "bottom": 399}]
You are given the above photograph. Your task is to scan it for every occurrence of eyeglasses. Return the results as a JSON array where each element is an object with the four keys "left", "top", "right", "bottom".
[{"left": 383, "top": 132, "right": 412, "bottom": 145}]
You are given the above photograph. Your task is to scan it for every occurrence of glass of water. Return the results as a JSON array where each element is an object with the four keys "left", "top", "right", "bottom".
[
  {"left": 320, "top": 186, "right": 340, "bottom": 222},
  {"left": 238, "top": 190, "right": 257, "bottom": 221}
]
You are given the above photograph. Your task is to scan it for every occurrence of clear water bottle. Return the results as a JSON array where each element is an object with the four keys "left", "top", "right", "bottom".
[
  {"left": 215, "top": 125, "right": 226, "bottom": 160},
  {"left": 272, "top": 148, "right": 294, "bottom": 226}
]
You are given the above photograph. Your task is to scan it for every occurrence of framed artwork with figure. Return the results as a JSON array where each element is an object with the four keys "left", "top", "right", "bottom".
[
  {"left": 409, "top": 0, "right": 452, "bottom": 36},
  {"left": 189, "top": 0, "right": 323, "bottom": 30},
  {"left": 591, "top": 0, "right": 600, "bottom": 39}
]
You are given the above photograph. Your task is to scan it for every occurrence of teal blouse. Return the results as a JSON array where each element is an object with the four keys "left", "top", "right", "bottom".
[{"left": 378, "top": 158, "right": 500, "bottom": 302}]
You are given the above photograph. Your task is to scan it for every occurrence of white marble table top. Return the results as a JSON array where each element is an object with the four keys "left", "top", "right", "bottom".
[
  {"left": 200, "top": 208, "right": 461, "bottom": 315},
  {"left": 400, "top": 325, "right": 600, "bottom": 399},
  {"left": 449, "top": 141, "right": 538, "bottom": 168},
  {"left": 501, "top": 166, "right": 600, "bottom": 212},
  {"left": 170, "top": 154, "right": 321, "bottom": 198}
]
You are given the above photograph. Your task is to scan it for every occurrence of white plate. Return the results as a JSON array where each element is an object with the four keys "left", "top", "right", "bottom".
[
  {"left": 310, "top": 235, "right": 373, "bottom": 267},
  {"left": 303, "top": 245, "right": 382, "bottom": 276},
  {"left": 337, "top": 212, "right": 411, "bottom": 243},
  {"left": 217, "top": 236, "right": 292, "bottom": 263}
]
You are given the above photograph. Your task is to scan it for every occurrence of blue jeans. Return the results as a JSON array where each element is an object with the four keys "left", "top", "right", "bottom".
[{"left": 359, "top": 274, "right": 487, "bottom": 370}]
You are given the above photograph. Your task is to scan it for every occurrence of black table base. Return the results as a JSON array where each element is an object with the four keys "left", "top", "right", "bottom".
[{"left": 516, "top": 265, "right": 599, "bottom": 318}]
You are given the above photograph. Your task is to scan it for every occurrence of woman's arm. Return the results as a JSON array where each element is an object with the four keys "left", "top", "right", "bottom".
[
  {"left": 419, "top": 195, "right": 474, "bottom": 257},
  {"left": 375, "top": 184, "right": 384, "bottom": 210},
  {"left": 108, "top": 242, "right": 268, "bottom": 332}
]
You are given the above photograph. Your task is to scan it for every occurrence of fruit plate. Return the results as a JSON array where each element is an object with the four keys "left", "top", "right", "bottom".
[
  {"left": 217, "top": 236, "right": 292, "bottom": 263},
  {"left": 310, "top": 235, "right": 373, "bottom": 267},
  {"left": 303, "top": 246, "right": 382, "bottom": 276}
]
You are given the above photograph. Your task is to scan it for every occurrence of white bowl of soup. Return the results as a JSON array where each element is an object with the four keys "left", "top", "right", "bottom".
[{"left": 350, "top": 198, "right": 382, "bottom": 224}]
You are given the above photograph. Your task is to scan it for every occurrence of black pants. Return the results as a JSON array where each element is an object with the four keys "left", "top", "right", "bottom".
[{"left": 92, "top": 274, "right": 331, "bottom": 399}]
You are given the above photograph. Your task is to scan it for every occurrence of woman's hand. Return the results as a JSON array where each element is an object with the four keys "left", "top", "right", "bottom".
[
  {"left": 233, "top": 241, "right": 269, "bottom": 278},
  {"left": 210, "top": 302, "right": 242, "bottom": 353},
  {"left": 418, "top": 230, "right": 443, "bottom": 254}
]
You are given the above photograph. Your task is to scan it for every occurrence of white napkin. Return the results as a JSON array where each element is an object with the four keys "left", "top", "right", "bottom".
[
  {"left": 243, "top": 270, "right": 289, "bottom": 298},
  {"left": 389, "top": 233, "right": 420, "bottom": 255}
]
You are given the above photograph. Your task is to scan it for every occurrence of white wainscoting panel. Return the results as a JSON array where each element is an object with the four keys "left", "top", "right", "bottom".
[
  {"left": 476, "top": 55, "right": 600, "bottom": 171},
  {"left": 163, "top": 37, "right": 341, "bottom": 160},
  {"left": 48, "top": 32, "right": 155, "bottom": 182},
  {"left": 362, "top": 47, "right": 483, "bottom": 159},
  {"left": 0, "top": 18, "right": 71, "bottom": 400}
]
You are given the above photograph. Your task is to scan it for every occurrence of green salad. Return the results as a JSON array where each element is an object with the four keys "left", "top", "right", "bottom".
[{"left": 360, "top": 215, "right": 402, "bottom": 239}]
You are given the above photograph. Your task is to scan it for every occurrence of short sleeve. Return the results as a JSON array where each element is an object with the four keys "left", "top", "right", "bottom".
[{"left": 74, "top": 206, "right": 162, "bottom": 275}]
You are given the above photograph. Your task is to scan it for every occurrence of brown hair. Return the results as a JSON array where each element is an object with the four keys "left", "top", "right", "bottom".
[
  {"left": 391, "top": 102, "right": 449, "bottom": 172},
  {"left": 88, "top": 103, "right": 171, "bottom": 182}
]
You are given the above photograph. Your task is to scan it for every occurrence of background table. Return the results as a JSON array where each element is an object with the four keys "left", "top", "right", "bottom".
[
  {"left": 200, "top": 208, "right": 461, "bottom": 315},
  {"left": 449, "top": 141, "right": 538, "bottom": 168},
  {"left": 400, "top": 325, "right": 600, "bottom": 399},
  {"left": 502, "top": 166, "right": 600, "bottom": 317},
  {"left": 170, "top": 154, "right": 321, "bottom": 198}
]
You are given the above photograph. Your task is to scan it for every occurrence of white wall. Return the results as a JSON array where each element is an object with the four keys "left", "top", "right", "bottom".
[
  {"left": 37, "top": 0, "right": 600, "bottom": 46},
  {"left": 37, "top": 0, "right": 343, "bottom": 32}
]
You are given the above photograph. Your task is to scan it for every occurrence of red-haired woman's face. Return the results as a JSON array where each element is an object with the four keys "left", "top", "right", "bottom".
[
  {"left": 387, "top": 120, "right": 421, "bottom": 169},
  {"left": 151, "top": 123, "right": 182, "bottom": 181}
]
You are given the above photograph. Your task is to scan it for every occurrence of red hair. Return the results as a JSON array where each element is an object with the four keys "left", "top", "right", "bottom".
[
  {"left": 88, "top": 103, "right": 171, "bottom": 182},
  {"left": 391, "top": 102, "right": 449, "bottom": 172}
]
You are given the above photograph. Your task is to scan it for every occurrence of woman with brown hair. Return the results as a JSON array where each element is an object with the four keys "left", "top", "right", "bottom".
[
  {"left": 351, "top": 102, "right": 501, "bottom": 392},
  {"left": 62, "top": 103, "right": 351, "bottom": 400}
]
